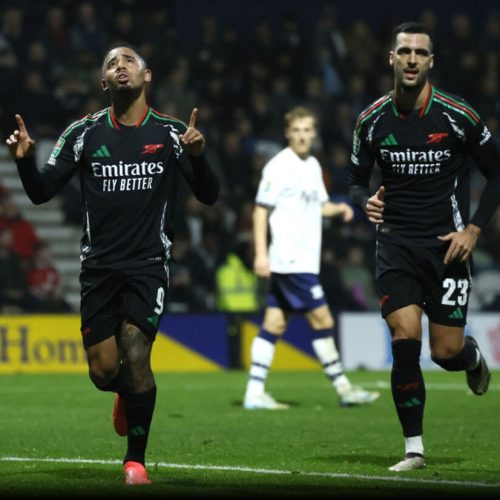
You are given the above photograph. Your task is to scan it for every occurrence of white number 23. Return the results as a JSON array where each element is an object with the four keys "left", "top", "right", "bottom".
[{"left": 441, "top": 278, "right": 469, "bottom": 306}]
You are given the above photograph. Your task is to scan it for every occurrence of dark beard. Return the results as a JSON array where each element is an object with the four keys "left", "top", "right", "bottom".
[{"left": 111, "top": 86, "right": 143, "bottom": 111}]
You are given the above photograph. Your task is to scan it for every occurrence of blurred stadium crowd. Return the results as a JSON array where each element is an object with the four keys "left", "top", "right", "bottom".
[{"left": 1, "top": 0, "right": 500, "bottom": 314}]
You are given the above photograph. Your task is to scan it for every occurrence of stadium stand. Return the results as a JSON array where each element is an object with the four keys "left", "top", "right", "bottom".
[{"left": 1, "top": 1, "right": 500, "bottom": 313}]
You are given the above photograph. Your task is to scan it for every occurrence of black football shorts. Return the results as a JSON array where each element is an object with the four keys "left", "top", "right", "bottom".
[
  {"left": 79, "top": 263, "right": 169, "bottom": 349},
  {"left": 375, "top": 241, "right": 471, "bottom": 327}
]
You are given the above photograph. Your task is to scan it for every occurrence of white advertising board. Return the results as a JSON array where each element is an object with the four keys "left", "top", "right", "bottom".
[{"left": 339, "top": 312, "right": 500, "bottom": 370}]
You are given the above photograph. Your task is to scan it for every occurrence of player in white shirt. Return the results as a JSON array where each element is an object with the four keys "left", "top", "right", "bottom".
[{"left": 243, "top": 106, "right": 380, "bottom": 409}]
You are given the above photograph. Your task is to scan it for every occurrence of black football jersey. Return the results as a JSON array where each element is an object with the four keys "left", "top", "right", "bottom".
[
  {"left": 17, "top": 106, "right": 219, "bottom": 269},
  {"left": 349, "top": 85, "right": 500, "bottom": 246}
]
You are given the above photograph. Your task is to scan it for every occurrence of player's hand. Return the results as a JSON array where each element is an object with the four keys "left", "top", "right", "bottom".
[
  {"left": 5, "top": 114, "right": 36, "bottom": 160},
  {"left": 339, "top": 202, "right": 354, "bottom": 223},
  {"left": 179, "top": 108, "right": 205, "bottom": 157},
  {"left": 254, "top": 254, "right": 271, "bottom": 278},
  {"left": 365, "top": 186, "right": 385, "bottom": 224},
  {"left": 438, "top": 224, "right": 480, "bottom": 264}
]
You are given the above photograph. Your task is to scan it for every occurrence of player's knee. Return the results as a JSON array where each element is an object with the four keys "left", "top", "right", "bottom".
[
  {"left": 431, "top": 344, "right": 465, "bottom": 371},
  {"left": 89, "top": 362, "right": 120, "bottom": 390},
  {"left": 262, "top": 319, "right": 286, "bottom": 335},
  {"left": 430, "top": 343, "right": 462, "bottom": 360},
  {"left": 388, "top": 321, "right": 417, "bottom": 340},
  {"left": 306, "top": 305, "right": 334, "bottom": 330}
]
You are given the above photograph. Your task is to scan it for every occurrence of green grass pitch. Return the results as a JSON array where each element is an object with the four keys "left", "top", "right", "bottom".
[{"left": 0, "top": 370, "right": 498, "bottom": 498}]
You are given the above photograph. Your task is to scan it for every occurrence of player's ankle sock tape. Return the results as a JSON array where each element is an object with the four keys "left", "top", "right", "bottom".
[
  {"left": 391, "top": 339, "right": 425, "bottom": 436},
  {"left": 431, "top": 340, "right": 477, "bottom": 371}
]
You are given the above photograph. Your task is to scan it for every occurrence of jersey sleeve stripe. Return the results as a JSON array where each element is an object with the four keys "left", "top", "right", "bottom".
[
  {"left": 60, "top": 109, "right": 106, "bottom": 139},
  {"left": 434, "top": 94, "right": 480, "bottom": 125},
  {"left": 356, "top": 97, "right": 391, "bottom": 130},
  {"left": 356, "top": 94, "right": 391, "bottom": 127},
  {"left": 434, "top": 91, "right": 480, "bottom": 121},
  {"left": 151, "top": 109, "right": 188, "bottom": 128}
]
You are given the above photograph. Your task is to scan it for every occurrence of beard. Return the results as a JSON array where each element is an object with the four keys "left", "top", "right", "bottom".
[
  {"left": 112, "top": 84, "right": 142, "bottom": 101},
  {"left": 399, "top": 72, "right": 427, "bottom": 92}
]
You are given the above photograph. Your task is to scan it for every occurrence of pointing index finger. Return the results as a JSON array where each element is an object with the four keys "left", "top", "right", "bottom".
[
  {"left": 188, "top": 108, "right": 198, "bottom": 129},
  {"left": 15, "top": 114, "right": 27, "bottom": 134}
]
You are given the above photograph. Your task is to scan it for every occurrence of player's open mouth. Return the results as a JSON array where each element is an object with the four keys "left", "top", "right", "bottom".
[
  {"left": 404, "top": 69, "right": 418, "bottom": 79},
  {"left": 117, "top": 73, "right": 129, "bottom": 83}
]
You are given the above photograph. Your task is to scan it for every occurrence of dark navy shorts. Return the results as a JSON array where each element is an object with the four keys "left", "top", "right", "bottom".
[
  {"left": 79, "top": 263, "right": 169, "bottom": 349},
  {"left": 267, "top": 272, "right": 327, "bottom": 312},
  {"left": 376, "top": 241, "right": 471, "bottom": 327}
]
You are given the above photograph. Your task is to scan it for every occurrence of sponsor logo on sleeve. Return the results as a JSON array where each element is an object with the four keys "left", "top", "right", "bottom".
[{"left": 48, "top": 137, "right": 66, "bottom": 165}]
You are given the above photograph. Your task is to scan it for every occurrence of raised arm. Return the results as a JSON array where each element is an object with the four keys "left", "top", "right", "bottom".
[
  {"left": 179, "top": 108, "right": 219, "bottom": 205},
  {"left": 5, "top": 114, "right": 69, "bottom": 204}
]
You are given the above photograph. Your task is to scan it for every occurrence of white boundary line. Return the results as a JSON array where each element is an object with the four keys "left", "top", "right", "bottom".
[{"left": 1, "top": 456, "right": 499, "bottom": 489}]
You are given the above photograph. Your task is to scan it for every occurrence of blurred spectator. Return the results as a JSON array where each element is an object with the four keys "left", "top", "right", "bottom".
[
  {"left": 3, "top": 1, "right": 500, "bottom": 313},
  {"left": 274, "top": 12, "right": 307, "bottom": 94},
  {"left": 26, "top": 240, "right": 71, "bottom": 312},
  {"left": 313, "top": 5, "right": 348, "bottom": 91},
  {"left": 70, "top": 1, "right": 107, "bottom": 55},
  {"left": 217, "top": 130, "right": 253, "bottom": 209},
  {"left": 167, "top": 232, "right": 212, "bottom": 312},
  {"left": 325, "top": 142, "right": 351, "bottom": 196},
  {"left": 315, "top": 5, "right": 347, "bottom": 64},
  {"left": 0, "top": 182, "right": 9, "bottom": 201},
  {"left": 0, "top": 227, "right": 37, "bottom": 313},
  {"left": 215, "top": 241, "right": 258, "bottom": 312},
  {"left": 269, "top": 75, "right": 296, "bottom": 121},
  {"left": 25, "top": 41, "right": 52, "bottom": 82},
  {"left": 37, "top": 5, "right": 70, "bottom": 78},
  {"left": 1, "top": 6, "right": 30, "bottom": 57},
  {"left": 143, "top": 5, "right": 179, "bottom": 77},
  {"left": 54, "top": 75, "right": 89, "bottom": 123},
  {"left": 108, "top": 9, "right": 140, "bottom": 46},
  {"left": 0, "top": 195, "right": 40, "bottom": 264},
  {"left": 0, "top": 31, "right": 19, "bottom": 130},
  {"left": 247, "top": 90, "right": 282, "bottom": 141},
  {"left": 344, "top": 19, "right": 380, "bottom": 78},
  {"left": 16, "top": 69, "right": 65, "bottom": 137},
  {"left": 190, "top": 15, "right": 222, "bottom": 81},
  {"left": 156, "top": 57, "right": 197, "bottom": 120}
]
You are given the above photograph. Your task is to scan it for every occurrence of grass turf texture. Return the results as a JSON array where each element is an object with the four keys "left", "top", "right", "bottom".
[{"left": 0, "top": 370, "right": 498, "bottom": 499}]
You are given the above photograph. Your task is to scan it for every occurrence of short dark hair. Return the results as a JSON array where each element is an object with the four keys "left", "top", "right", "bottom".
[
  {"left": 392, "top": 22, "right": 433, "bottom": 50},
  {"left": 101, "top": 42, "right": 147, "bottom": 68}
]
